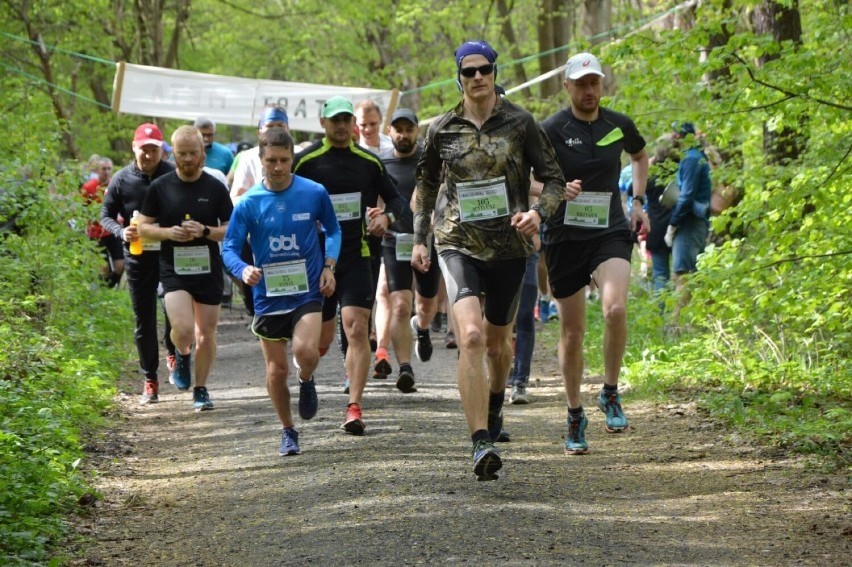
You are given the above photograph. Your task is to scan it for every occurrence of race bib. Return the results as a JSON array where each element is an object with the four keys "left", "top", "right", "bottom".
[
  {"left": 264, "top": 259, "right": 309, "bottom": 297},
  {"left": 563, "top": 192, "right": 611, "bottom": 228},
  {"left": 457, "top": 177, "right": 510, "bottom": 222},
  {"left": 142, "top": 223, "right": 160, "bottom": 251},
  {"left": 394, "top": 233, "right": 414, "bottom": 262},
  {"left": 329, "top": 192, "right": 361, "bottom": 221},
  {"left": 173, "top": 246, "right": 211, "bottom": 275}
]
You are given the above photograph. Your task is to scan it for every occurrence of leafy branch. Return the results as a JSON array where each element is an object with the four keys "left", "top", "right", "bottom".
[{"left": 731, "top": 51, "right": 852, "bottom": 112}]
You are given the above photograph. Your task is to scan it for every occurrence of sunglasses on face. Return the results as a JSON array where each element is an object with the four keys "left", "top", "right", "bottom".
[{"left": 459, "top": 63, "right": 495, "bottom": 78}]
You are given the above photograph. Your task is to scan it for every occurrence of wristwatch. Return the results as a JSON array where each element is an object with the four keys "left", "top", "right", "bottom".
[
  {"left": 324, "top": 263, "right": 335, "bottom": 274},
  {"left": 202, "top": 225, "right": 211, "bottom": 237},
  {"left": 384, "top": 211, "right": 396, "bottom": 224},
  {"left": 632, "top": 195, "right": 646, "bottom": 206}
]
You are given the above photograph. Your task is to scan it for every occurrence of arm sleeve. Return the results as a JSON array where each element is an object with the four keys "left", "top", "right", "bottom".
[
  {"left": 222, "top": 205, "right": 249, "bottom": 278},
  {"left": 413, "top": 123, "right": 442, "bottom": 246},
  {"left": 318, "top": 190, "right": 342, "bottom": 262},
  {"left": 669, "top": 155, "right": 699, "bottom": 226},
  {"left": 100, "top": 176, "right": 125, "bottom": 238},
  {"left": 527, "top": 120, "right": 565, "bottom": 221}
]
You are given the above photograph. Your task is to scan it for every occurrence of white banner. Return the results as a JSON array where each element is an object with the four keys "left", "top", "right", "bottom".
[{"left": 112, "top": 62, "right": 395, "bottom": 134}]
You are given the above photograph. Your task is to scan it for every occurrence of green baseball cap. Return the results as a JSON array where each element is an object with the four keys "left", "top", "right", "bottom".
[{"left": 322, "top": 96, "right": 354, "bottom": 118}]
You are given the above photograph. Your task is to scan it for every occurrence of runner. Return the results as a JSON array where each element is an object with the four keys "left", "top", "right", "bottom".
[{"left": 222, "top": 127, "right": 341, "bottom": 455}]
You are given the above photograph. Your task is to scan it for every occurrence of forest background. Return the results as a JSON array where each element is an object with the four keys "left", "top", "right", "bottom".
[{"left": 0, "top": 0, "right": 849, "bottom": 564}]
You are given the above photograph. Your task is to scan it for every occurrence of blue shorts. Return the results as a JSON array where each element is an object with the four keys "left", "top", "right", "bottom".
[{"left": 672, "top": 215, "right": 708, "bottom": 274}]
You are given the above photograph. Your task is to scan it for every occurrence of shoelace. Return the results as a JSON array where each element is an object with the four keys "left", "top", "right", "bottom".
[
  {"left": 604, "top": 394, "right": 624, "bottom": 417},
  {"left": 567, "top": 419, "right": 583, "bottom": 438}
]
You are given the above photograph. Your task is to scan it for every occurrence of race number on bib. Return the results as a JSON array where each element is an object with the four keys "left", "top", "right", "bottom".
[
  {"left": 563, "top": 192, "right": 611, "bottom": 228},
  {"left": 457, "top": 177, "right": 510, "bottom": 222},
  {"left": 394, "top": 233, "right": 414, "bottom": 262},
  {"left": 264, "top": 260, "right": 309, "bottom": 297},
  {"left": 174, "top": 246, "right": 211, "bottom": 275},
  {"left": 330, "top": 193, "right": 361, "bottom": 221}
]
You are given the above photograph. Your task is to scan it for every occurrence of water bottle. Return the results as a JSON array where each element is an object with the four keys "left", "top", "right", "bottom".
[{"left": 129, "top": 210, "right": 143, "bottom": 255}]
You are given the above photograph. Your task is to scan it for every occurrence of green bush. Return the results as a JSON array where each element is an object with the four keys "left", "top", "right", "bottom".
[{"left": 0, "top": 156, "right": 132, "bottom": 564}]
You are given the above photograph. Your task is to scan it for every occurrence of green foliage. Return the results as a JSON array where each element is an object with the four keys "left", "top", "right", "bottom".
[{"left": 0, "top": 127, "right": 132, "bottom": 563}]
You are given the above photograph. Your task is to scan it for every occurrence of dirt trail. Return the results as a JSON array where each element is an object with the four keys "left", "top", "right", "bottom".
[{"left": 71, "top": 309, "right": 849, "bottom": 565}]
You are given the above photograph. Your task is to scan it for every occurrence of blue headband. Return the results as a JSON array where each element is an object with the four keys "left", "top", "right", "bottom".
[
  {"left": 260, "top": 107, "right": 288, "bottom": 128},
  {"left": 454, "top": 40, "right": 498, "bottom": 68}
]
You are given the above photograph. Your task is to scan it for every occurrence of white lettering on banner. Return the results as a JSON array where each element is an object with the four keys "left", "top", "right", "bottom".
[
  {"left": 269, "top": 234, "right": 300, "bottom": 252},
  {"left": 113, "top": 63, "right": 394, "bottom": 133}
]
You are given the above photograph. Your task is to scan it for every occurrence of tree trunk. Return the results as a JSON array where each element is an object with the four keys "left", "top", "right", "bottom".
[
  {"left": 753, "top": 0, "right": 804, "bottom": 164},
  {"left": 581, "top": 0, "right": 615, "bottom": 94},
  {"left": 496, "top": 0, "right": 529, "bottom": 87}
]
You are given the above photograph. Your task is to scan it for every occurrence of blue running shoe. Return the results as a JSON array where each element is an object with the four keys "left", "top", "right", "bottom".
[
  {"left": 173, "top": 351, "right": 192, "bottom": 391},
  {"left": 298, "top": 377, "right": 318, "bottom": 420},
  {"left": 192, "top": 386, "right": 214, "bottom": 411},
  {"left": 342, "top": 374, "right": 350, "bottom": 394},
  {"left": 598, "top": 388, "right": 629, "bottom": 432},
  {"left": 487, "top": 407, "right": 504, "bottom": 442},
  {"left": 564, "top": 414, "right": 589, "bottom": 454},
  {"left": 472, "top": 439, "right": 502, "bottom": 480},
  {"left": 538, "top": 299, "right": 550, "bottom": 322},
  {"left": 279, "top": 428, "right": 300, "bottom": 456}
]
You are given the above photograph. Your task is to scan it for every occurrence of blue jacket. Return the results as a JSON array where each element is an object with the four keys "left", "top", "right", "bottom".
[{"left": 669, "top": 147, "right": 711, "bottom": 226}]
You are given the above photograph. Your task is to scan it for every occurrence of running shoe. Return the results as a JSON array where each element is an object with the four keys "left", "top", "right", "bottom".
[
  {"left": 373, "top": 348, "right": 392, "bottom": 380},
  {"left": 537, "top": 299, "right": 550, "bottom": 322},
  {"left": 342, "top": 403, "right": 365, "bottom": 435},
  {"left": 173, "top": 351, "right": 192, "bottom": 391},
  {"left": 487, "top": 406, "right": 504, "bottom": 442},
  {"left": 192, "top": 386, "right": 214, "bottom": 411},
  {"left": 342, "top": 374, "right": 350, "bottom": 394},
  {"left": 509, "top": 383, "right": 530, "bottom": 405},
  {"left": 496, "top": 429, "right": 511, "bottom": 443},
  {"left": 598, "top": 388, "right": 629, "bottom": 432},
  {"left": 410, "top": 316, "right": 433, "bottom": 362},
  {"left": 444, "top": 329, "right": 457, "bottom": 349},
  {"left": 396, "top": 364, "right": 416, "bottom": 393},
  {"left": 564, "top": 414, "right": 589, "bottom": 455},
  {"left": 430, "top": 312, "right": 444, "bottom": 333},
  {"left": 472, "top": 439, "right": 502, "bottom": 480},
  {"left": 166, "top": 354, "right": 176, "bottom": 385},
  {"left": 548, "top": 301, "right": 559, "bottom": 321},
  {"left": 139, "top": 380, "right": 159, "bottom": 405},
  {"left": 279, "top": 428, "right": 300, "bottom": 456},
  {"left": 298, "top": 376, "right": 318, "bottom": 420}
]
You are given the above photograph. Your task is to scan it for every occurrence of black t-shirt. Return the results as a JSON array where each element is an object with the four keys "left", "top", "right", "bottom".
[
  {"left": 293, "top": 140, "right": 404, "bottom": 265},
  {"left": 381, "top": 146, "right": 420, "bottom": 243},
  {"left": 540, "top": 107, "right": 645, "bottom": 243},
  {"left": 141, "top": 171, "right": 234, "bottom": 280}
]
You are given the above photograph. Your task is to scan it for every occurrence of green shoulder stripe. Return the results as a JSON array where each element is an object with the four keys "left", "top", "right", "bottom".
[
  {"left": 293, "top": 139, "right": 333, "bottom": 173},
  {"left": 597, "top": 127, "right": 624, "bottom": 146}
]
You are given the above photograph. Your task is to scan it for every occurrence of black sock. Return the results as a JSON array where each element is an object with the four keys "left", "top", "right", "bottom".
[
  {"left": 489, "top": 391, "right": 504, "bottom": 412},
  {"left": 603, "top": 383, "right": 617, "bottom": 393},
  {"left": 471, "top": 429, "right": 491, "bottom": 444},
  {"left": 568, "top": 406, "right": 584, "bottom": 421},
  {"left": 400, "top": 363, "right": 413, "bottom": 373}
]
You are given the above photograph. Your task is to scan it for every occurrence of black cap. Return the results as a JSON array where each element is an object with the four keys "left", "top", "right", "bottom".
[{"left": 390, "top": 108, "right": 419, "bottom": 126}]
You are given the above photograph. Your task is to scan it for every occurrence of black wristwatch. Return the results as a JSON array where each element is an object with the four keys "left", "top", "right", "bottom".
[
  {"left": 633, "top": 195, "right": 646, "bottom": 206},
  {"left": 324, "top": 263, "right": 335, "bottom": 274},
  {"left": 202, "top": 225, "right": 211, "bottom": 237}
]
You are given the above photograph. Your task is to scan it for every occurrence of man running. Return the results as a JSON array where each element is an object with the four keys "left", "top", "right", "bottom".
[
  {"left": 101, "top": 123, "right": 175, "bottom": 404},
  {"left": 223, "top": 127, "right": 341, "bottom": 455},
  {"left": 138, "top": 126, "right": 234, "bottom": 411},
  {"left": 293, "top": 96, "right": 405, "bottom": 435},
  {"left": 538, "top": 52, "right": 649, "bottom": 454},
  {"left": 412, "top": 40, "right": 565, "bottom": 480}
]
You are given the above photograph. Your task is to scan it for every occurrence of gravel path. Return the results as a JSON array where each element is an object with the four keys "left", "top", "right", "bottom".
[{"left": 71, "top": 309, "right": 849, "bottom": 565}]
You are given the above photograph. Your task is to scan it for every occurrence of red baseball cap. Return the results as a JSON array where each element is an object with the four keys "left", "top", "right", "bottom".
[{"left": 133, "top": 123, "right": 164, "bottom": 147}]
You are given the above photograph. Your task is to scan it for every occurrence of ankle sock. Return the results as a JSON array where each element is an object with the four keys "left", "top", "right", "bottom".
[
  {"left": 568, "top": 406, "right": 584, "bottom": 421},
  {"left": 471, "top": 429, "right": 491, "bottom": 444}
]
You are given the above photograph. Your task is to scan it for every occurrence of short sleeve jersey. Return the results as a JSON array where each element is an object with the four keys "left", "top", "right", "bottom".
[
  {"left": 381, "top": 146, "right": 421, "bottom": 243},
  {"left": 141, "top": 170, "right": 234, "bottom": 280},
  {"left": 540, "top": 106, "right": 646, "bottom": 243}
]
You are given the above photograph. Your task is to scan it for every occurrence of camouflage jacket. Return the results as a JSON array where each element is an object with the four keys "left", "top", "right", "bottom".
[{"left": 414, "top": 97, "right": 564, "bottom": 261}]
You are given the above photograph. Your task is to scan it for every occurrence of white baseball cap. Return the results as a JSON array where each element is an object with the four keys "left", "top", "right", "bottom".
[{"left": 565, "top": 52, "right": 605, "bottom": 80}]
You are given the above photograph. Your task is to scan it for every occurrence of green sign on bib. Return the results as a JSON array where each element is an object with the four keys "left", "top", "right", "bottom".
[
  {"left": 563, "top": 192, "right": 611, "bottom": 228},
  {"left": 457, "top": 177, "right": 510, "bottom": 222},
  {"left": 330, "top": 192, "right": 362, "bottom": 221},
  {"left": 264, "top": 260, "right": 309, "bottom": 297},
  {"left": 394, "top": 233, "right": 414, "bottom": 261},
  {"left": 174, "top": 246, "right": 211, "bottom": 275}
]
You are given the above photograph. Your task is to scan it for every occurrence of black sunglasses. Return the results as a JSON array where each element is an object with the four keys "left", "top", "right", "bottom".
[{"left": 459, "top": 64, "right": 495, "bottom": 78}]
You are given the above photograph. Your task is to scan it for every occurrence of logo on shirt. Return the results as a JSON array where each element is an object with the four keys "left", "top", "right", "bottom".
[
  {"left": 292, "top": 213, "right": 310, "bottom": 221},
  {"left": 197, "top": 197, "right": 209, "bottom": 202},
  {"left": 269, "top": 234, "right": 300, "bottom": 252},
  {"left": 564, "top": 137, "right": 583, "bottom": 147}
]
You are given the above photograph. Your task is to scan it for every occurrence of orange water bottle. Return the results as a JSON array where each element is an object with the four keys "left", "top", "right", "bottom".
[{"left": 129, "top": 210, "right": 143, "bottom": 255}]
